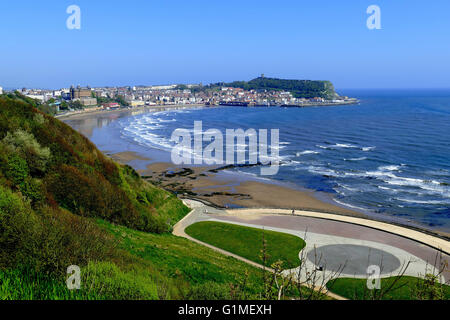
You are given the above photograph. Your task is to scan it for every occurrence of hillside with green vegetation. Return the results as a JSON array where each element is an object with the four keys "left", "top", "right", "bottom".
[
  {"left": 0, "top": 92, "right": 188, "bottom": 235},
  {"left": 0, "top": 92, "right": 328, "bottom": 300},
  {"left": 0, "top": 93, "right": 213, "bottom": 299},
  {"left": 210, "top": 77, "right": 339, "bottom": 99}
]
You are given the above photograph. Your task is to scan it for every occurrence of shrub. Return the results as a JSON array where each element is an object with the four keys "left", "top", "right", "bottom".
[
  {"left": 33, "top": 207, "right": 118, "bottom": 275},
  {"left": 2, "top": 129, "right": 51, "bottom": 175},
  {"left": 45, "top": 165, "right": 105, "bottom": 217},
  {"left": 44, "top": 165, "right": 167, "bottom": 232},
  {"left": 0, "top": 186, "right": 40, "bottom": 268},
  {"left": 0, "top": 182, "right": 118, "bottom": 275},
  {"left": 413, "top": 274, "right": 448, "bottom": 300},
  {"left": 33, "top": 113, "right": 46, "bottom": 125},
  {"left": 5, "top": 153, "right": 29, "bottom": 186},
  {"left": 19, "top": 177, "right": 45, "bottom": 205}
]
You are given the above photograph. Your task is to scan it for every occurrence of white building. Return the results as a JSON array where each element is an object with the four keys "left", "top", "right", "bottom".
[
  {"left": 150, "top": 85, "right": 176, "bottom": 90},
  {"left": 25, "top": 94, "right": 45, "bottom": 102},
  {"left": 0, "top": 86, "right": 3, "bottom": 95}
]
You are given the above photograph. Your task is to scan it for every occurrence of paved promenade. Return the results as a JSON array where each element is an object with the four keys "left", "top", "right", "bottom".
[{"left": 174, "top": 199, "right": 450, "bottom": 292}]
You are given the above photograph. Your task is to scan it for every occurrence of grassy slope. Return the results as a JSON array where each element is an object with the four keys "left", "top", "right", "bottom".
[
  {"left": 0, "top": 262, "right": 159, "bottom": 300},
  {"left": 0, "top": 216, "right": 273, "bottom": 300},
  {"left": 185, "top": 221, "right": 306, "bottom": 269},
  {"left": 327, "top": 277, "right": 450, "bottom": 300},
  {"left": 97, "top": 219, "right": 271, "bottom": 299},
  {"left": 0, "top": 218, "right": 324, "bottom": 300}
]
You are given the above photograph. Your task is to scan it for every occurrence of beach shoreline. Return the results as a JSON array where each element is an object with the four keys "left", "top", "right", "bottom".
[
  {"left": 56, "top": 104, "right": 206, "bottom": 121},
  {"left": 137, "top": 159, "right": 364, "bottom": 216},
  {"left": 61, "top": 108, "right": 450, "bottom": 240}
]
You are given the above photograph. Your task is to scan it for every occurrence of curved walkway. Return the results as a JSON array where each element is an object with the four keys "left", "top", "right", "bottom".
[
  {"left": 173, "top": 200, "right": 347, "bottom": 300},
  {"left": 173, "top": 199, "right": 450, "bottom": 298},
  {"left": 173, "top": 201, "right": 271, "bottom": 271}
]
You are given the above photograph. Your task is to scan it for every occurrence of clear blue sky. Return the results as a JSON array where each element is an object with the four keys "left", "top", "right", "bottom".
[{"left": 1, "top": 0, "right": 450, "bottom": 89}]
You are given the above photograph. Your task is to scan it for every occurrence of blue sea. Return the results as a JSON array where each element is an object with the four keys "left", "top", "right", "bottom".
[{"left": 86, "top": 89, "right": 450, "bottom": 232}]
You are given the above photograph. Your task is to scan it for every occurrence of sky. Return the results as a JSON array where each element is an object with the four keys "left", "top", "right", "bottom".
[{"left": 1, "top": 0, "right": 450, "bottom": 89}]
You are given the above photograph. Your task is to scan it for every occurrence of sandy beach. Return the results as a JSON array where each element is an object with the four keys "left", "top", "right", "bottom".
[
  {"left": 138, "top": 161, "right": 363, "bottom": 216},
  {"left": 56, "top": 104, "right": 206, "bottom": 121},
  {"left": 61, "top": 107, "right": 450, "bottom": 239}
]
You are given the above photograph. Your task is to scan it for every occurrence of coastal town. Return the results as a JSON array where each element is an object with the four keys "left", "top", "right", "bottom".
[{"left": 0, "top": 80, "right": 358, "bottom": 115}]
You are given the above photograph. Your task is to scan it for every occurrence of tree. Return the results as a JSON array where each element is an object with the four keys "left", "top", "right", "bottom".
[{"left": 69, "top": 100, "right": 84, "bottom": 110}]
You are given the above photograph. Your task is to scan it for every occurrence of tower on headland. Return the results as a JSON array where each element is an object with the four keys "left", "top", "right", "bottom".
[{"left": 261, "top": 74, "right": 265, "bottom": 78}]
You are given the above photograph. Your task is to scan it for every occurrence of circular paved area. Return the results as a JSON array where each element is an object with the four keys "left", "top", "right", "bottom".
[
  {"left": 307, "top": 244, "right": 402, "bottom": 275},
  {"left": 213, "top": 213, "right": 449, "bottom": 281}
]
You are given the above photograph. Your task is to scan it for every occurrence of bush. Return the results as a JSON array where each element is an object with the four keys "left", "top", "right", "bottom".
[
  {"left": 44, "top": 164, "right": 174, "bottom": 233},
  {"left": 45, "top": 165, "right": 144, "bottom": 229},
  {"left": 19, "top": 177, "right": 45, "bottom": 205},
  {"left": 5, "top": 153, "right": 29, "bottom": 186},
  {"left": 2, "top": 129, "right": 51, "bottom": 175},
  {"left": 0, "top": 186, "right": 40, "bottom": 268},
  {"left": 0, "top": 183, "right": 117, "bottom": 275},
  {"left": 33, "top": 207, "right": 118, "bottom": 275}
]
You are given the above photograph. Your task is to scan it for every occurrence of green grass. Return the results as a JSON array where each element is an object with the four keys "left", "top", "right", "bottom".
[
  {"left": 327, "top": 276, "right": 450, "bottom": 300},
  {"left": 0, "top": 262, "right": 157, "bottom": 300},
  {"left": 185, "top": 221, "right": 306, "bottom": 269},
  {"left": 97, "top": 219, "right": 265, "bottom": 298},
  {"left": 0, "top": 267, "right": 83, "bottom": 300}
]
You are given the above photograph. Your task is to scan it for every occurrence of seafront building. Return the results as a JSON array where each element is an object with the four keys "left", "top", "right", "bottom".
[
  {"left": 70, "top": 85, "right": 97, "bottom": 106},
  {"left": 15, "top": 81, "right": 357, "bottom": 113}
]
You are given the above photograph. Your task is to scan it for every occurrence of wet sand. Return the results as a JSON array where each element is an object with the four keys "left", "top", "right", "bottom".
[
  {"left": 137, "top": 161, "right": 364, "bottom": 217},
  {"left": 57, "top": 104, "right": 205, "bottom": 121},
  {"left": 109, "top": 151, "right": 150, "bottom": 163}
]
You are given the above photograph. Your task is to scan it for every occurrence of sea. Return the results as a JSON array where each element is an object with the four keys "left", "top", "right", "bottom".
[{"left": 83, "top": 89, "right": 450, "bottom": 233}]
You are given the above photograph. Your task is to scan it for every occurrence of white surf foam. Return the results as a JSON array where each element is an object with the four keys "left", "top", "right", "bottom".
[
  {"left": 395, "top": 198, "right": 450, "bottom": 205},
  {"left": 344, "top": 157, "right": 367, "bottom": 161},
  {"left": 296, "top": 150, "right": 320, "bottom": 156}
]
